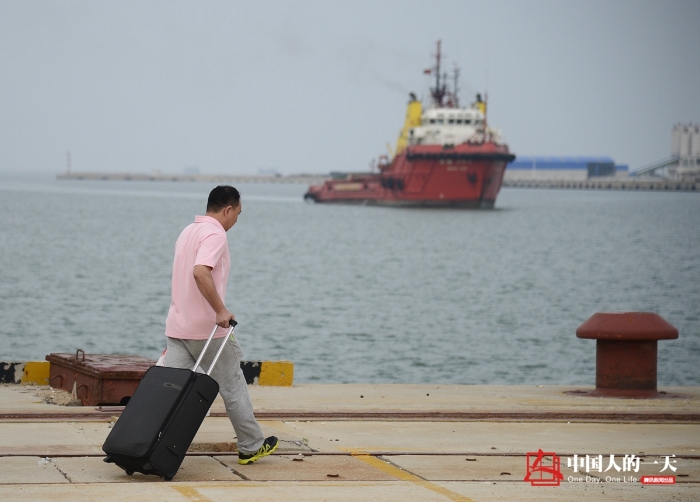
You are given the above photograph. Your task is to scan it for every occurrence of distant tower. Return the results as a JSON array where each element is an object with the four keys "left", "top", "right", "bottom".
[
  {"left": 66, "top": 151, "right": 71, "bottom": 174},
  {"left": 671, "top": 124, "right": 700, "bottom": 179}
]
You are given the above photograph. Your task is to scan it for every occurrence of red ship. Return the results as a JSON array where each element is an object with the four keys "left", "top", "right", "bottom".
[{"left": 304, "top": 41, "right": 515, "bottom": 208}]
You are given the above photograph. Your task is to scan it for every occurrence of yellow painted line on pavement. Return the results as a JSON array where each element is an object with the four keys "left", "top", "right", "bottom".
[
  {"left": 171, "top": 485, "right": 213, "bottom": 502},
  {"left": 346, "top": 448, "right": 476, "bottom": 502}
]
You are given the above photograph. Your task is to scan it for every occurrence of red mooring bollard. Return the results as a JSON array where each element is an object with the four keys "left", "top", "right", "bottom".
[{"left": 576, "top": 312, "right": 678, "bottom": 398}]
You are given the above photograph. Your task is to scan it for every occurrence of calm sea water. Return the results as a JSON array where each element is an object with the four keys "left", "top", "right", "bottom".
[{"left": 1, "top": 173, "right": 699, "bottom": 386}]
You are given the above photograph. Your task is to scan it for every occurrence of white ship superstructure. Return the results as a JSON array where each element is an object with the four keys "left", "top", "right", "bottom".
[{"left": 409, "top": 105, "right": 501, "bottom": 146}]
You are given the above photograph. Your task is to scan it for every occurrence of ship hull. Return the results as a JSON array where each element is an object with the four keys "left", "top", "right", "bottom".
[{"left": 305, "top": 142, "right": 514, "bottom": 208}]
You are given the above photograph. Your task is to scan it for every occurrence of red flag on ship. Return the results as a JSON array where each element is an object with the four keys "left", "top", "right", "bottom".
[{"left": 423, "top": 68, "right": 432, "bottom": 74}]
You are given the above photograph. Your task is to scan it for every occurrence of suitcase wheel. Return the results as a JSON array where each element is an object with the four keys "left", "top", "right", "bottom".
[
  {"left": 103, "top": 457, "right": 113, "bottom": 464},
  {"left": 125, "top": 470, "right": 134, "bottom": 476},
  {"left": 164, "top": 476, "right": 173, "bottom": 482}
]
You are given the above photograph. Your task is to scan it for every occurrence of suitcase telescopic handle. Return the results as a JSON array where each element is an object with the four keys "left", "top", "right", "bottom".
[{"left": 192, "top": 319, "right": 237, "bottom": 374}]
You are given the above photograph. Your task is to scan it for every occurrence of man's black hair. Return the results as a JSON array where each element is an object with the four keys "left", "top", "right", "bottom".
[{"left": 207, "top": 185, "right": 241, "bottom": 213}]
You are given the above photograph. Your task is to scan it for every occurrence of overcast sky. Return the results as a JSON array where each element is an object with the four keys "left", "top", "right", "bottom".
[{"left": 1, "top": 0, "right": 698, "bottom": 175}]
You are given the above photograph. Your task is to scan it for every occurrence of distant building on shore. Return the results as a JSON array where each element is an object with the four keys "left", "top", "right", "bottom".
[
  {"left": 505, "top": 156, "right": 628, "bottom": 181},
  {"left": 632, "top": 124, "right": 700, "bottom": 181}
]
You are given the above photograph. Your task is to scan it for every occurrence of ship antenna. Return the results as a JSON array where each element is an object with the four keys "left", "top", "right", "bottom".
[
  {"left": 435, "top": 40, "right": 441, "bottom": 105},
  {"left": 429, "top": 40, "right": 446, "bottom": 107}
]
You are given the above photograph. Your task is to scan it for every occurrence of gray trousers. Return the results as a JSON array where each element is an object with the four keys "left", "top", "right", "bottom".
[{"left": 163, "top": 335, "right": 264, "bottom": 454}]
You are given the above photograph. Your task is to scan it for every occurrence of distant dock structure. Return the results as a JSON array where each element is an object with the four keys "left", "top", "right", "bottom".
[
  {"left": 633, "top": 123, "right": 700, "bottom": 181},
  {"left": 502, "top": 177, "right": 697, "bottom": 191},
  {"left": 502, "top": 126, "right": 700, "bottom": 191},
  {"left": 59, "top": 170, "right": 696, "bottom": 192},
  {"left": 502, "top": 156, "right": 698, "bottom": 190},
  {"left": 57, "top": 172, "right": 330, "bottom": 185},
  {"left": 504, "top": 156, "right": 628, "bottom": 182}
]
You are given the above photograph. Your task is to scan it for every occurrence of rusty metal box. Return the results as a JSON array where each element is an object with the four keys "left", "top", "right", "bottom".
[{"left": 46, "top": 350, "right": 156, "bottom": 406}]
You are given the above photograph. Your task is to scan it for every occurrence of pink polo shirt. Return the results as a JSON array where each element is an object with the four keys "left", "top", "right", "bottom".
[{"left": 165, "top": 215, "right": 231, "bottom": 340}]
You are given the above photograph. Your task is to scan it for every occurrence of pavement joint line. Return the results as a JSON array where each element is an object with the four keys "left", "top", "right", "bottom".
[
  {"left": 210, "top": 455, "right": 250, "bottom": 480},
  {"left": 49, "top": 458, "right": 71, "bottom": 483},
  {"left": 171, "top": 485, "right": 214, "bottom": 502},
  {"left": 4, "top": 411, "right": 700, "bottom": 422},
  {"left": 4, "top": 415, "right": 700, "bottom": 424},
  {"left": 345, "top": 448, "right": 476, "bottom": 502},
  {"left": 3, "top": 452, "right": 700, "bottom": 458}
]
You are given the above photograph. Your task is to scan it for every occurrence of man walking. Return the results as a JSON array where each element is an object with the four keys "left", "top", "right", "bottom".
[{"left": 164, "top": 185, "right": 277, "bottom": 465}]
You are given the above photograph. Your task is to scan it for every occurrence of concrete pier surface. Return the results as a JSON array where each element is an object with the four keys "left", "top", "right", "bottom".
[{"left": 1, "top": 383, "right": 698, "bottom": 501}]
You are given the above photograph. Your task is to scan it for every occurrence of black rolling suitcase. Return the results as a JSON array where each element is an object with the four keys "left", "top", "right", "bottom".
[{"left": 102, "top": 322, "right": 235, "bottom": 480}]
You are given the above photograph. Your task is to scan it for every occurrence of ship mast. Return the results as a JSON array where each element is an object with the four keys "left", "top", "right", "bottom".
[{"left": 430, "top": 40, "right": 447, "bottom": 107}]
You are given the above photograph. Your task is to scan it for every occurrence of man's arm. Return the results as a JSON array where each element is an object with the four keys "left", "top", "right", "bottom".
[{"left": 193, "top": 264, "right": 235, "bottom": 328}]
